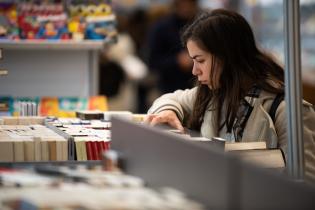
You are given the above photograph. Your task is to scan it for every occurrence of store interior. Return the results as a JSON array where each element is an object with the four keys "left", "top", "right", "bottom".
[
  {"left": 1, "top": 0, "right": 315, "bottom": 114},
  {"left": 1, "top": 0, "right": 315, "bottom": 209}
]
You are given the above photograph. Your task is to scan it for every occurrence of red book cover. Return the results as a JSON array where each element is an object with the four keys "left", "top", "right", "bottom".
[
  {"left": 91, "top": 141, "right": 98, "bottom": 160},
  {"left": 85, "top": 141, "right": 93, "bottom": 160},
  {"left": 102, "top": 141, "right": 110, "bottom": 151},
  {"left": 100, "top": 140, "right": 105, "bottom": 153},
  {"left": 96, "top": 141, "right": 103, "bottom": 160}
]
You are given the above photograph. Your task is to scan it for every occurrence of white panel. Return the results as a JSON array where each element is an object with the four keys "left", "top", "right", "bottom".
[{"left": 0, "top": 49, "right": 90, "bottom": 97}]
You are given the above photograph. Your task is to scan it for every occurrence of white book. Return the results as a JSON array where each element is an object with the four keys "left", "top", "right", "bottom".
[{"left": 225, "top": 141, "right": 267, "bottom": 151}]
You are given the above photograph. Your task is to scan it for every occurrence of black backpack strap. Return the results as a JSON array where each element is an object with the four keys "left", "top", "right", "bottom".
[{"left": 269, "top": 93, "right": 285, "bottom": 123}]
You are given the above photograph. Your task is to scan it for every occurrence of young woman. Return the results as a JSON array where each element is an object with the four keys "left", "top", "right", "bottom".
[{"left": 146, "top": 9, "right": 315, "bottom": 182}]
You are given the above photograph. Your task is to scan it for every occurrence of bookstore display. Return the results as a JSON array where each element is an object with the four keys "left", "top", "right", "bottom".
[
  {"left": 0, "top": 111, "right": 138, "bottom": 162},
  {"left": 0, "top": 0, "right": 116, "bottom": 41},
  {"left": 0, "top": 110, "right": 286, "bottom": 169},
  {"left": 0, "top": 96, "right": 108, "bottom": 117},
  {"left": 0, "top": 112, "right": 311, "bottom": 209},
  {"left": 0, "top": 113, "right": 207, "bottom": 209},
  {"left": 0, "top": 165, "right": 205, "bottom": 210}
]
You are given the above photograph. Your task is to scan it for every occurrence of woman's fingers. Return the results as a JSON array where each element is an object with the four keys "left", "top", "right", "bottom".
[
  {"left": 146, "top": 111, "right": 184, "bottom": 133},
  {"left": 144, "top": 114, "right": 157, "bottom": 124},
  {"left": 150, "top": 115, "right": 167, "bottom": 126},
  {"left": 168, "top": 119, "right": 185, "bottom": 133}
]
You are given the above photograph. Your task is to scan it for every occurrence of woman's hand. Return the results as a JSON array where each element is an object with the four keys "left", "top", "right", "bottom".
[{"left": 145, "top": 110, "right": 185, "bottom": 133}]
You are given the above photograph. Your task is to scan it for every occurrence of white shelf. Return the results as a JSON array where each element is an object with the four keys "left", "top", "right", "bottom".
[{"left": 0, "top": 39, "right": 111, "bottom": 50}]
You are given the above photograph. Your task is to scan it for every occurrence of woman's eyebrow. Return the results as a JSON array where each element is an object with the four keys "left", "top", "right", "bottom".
[{"left": 191, "top": 55, "right": 202, "bottom": 59}]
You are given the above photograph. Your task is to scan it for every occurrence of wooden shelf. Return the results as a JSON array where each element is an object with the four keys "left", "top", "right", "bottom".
[{"left": 0, "top": 39, "right": 114, "bottom": 50}]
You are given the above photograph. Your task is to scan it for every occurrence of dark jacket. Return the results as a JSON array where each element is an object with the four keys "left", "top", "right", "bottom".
[{"left": 148, "top": 14, "right": 193, "bottom": 93}]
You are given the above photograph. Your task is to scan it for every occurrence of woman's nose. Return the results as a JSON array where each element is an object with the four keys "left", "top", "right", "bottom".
[{"left": 192, "top": 64, "right": 199, "bottom": 76}]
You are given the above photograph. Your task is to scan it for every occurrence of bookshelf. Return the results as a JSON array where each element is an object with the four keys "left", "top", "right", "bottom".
[
  {"left": 0, "top": 39, "right": 115, "bottom": 97},
  {"left": 0, "top": 39, "right": 112, "bottom": 50}
]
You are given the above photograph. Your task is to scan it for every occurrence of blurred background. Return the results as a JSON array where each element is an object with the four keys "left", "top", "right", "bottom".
[
  {"left": 109, "top": 0, "right": 315, "bottom": 113},
  {"left": 1, "top": 0, "right": 315, "bottom": 115}
]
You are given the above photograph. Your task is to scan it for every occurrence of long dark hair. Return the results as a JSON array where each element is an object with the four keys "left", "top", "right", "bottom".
[{"left": 181, "top": 9, "right": 284, "bottom": 132}]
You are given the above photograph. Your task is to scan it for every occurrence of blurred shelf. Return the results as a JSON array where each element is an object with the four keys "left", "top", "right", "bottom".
[
  {"left": 0, "top": 160, "right": 102, "bottom": 168},
  {"left": 0, "top": 39, "right": 112, "bottom": 50}
]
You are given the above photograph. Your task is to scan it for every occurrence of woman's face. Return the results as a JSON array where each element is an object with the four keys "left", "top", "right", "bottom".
[{"left": 187, "top": 40, "right": 220, "bottom": 89}]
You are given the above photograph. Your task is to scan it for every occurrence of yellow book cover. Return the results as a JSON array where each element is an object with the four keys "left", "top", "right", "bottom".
[{"left": 88, "top": 96, "right": 108, "bottom": 111}]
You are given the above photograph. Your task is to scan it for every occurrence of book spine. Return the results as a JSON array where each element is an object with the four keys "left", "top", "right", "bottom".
[
  {"left": 14, "top": 140, "right": 25, "bottom": 162},
  {"left": 33, "top": 137, "right": 42, "bottom": 161},
  {"left": 96, "top": 141, "right": 102, "bottom": 160},
  {"left": 48, "top": 141, "right": 57, "bottom": 161},
  {"left": 41, "top": 139, "right": 49, "bottom": 161},
  {"left": 0, "top": 140, "right": 14, "bottom": 162},
  {"left": 86, "top": 141, "right": 93, "bottom": 160},
  {"left": 91, "top": 141, "right": 98, "bottom": 160},
  {"left": 24, "top": 140, "right": 35, "bottom": 161}
]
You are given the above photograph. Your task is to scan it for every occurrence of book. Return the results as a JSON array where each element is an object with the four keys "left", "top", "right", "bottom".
[
  {"left": 33, "top": 137, "right": 42, "bottom": 161},
  {"left": 0, "top": 124, "right": 68, "bottom": 162},
  {"left": 86, "top": 141, "right": 93, "bottom": 160},
  {"left": 76, "top": 110, "right": 104, "bottom": 120},
  {"left": 224, "top": 141, "right": 267, "bottom": 151},
  {"left": 1, "top": 116, "right": 45, "bottom": 125},
  {"left": 0, "top": 139, "right": 14, "bottom": 162},
  {"left": 228, "top": 148, "right": 285, "bottom": 169},
  {"left": 163, "top": 128, "right": 225, "bottom": 150},
  {"left": 74, "top": 138, "right": 87, "bottom": 161},
  {"left": 48, "top": 140, "right": 57, "bottom": 161},
  {"left": 40, "top": 138, "right": 49, "bottom": 161},
  {"left": 60, "top": 138, "right": 68, "bottom": 161},
  {"left": 224, "top": 141, "right": 285, "bottom": 169},
  {"left": 103, "top": 111, "right": 133, "bottom": 121},
  {"left": 13, "top": 139, "right": 25, "bottom": 162},
  {"left": 24, "top": 138, "right": 35, "bottom": 162},
  {"left": 176, "top": 132, "right": 284, "bottom": 169}
]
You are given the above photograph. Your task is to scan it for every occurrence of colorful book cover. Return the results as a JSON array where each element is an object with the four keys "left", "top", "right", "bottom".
[
  {"left": 0, "top": 96, "right": 13, "bottom": 116},
  {"left": 39, "top": 97, "right": 59, "bottom": 116},
  {"left": 88, "top": 96, "right": 108, "bottom": 111},
  {"left": 68, "top": 2, "right": 116, "bottom": 40},
  {"left": 0, "top": 2, "right": 19, "bottom": 39},
  {"left": 13, "top": 97, "right": 40, "bottom": 116},
  {"left": 18, "top": 2, "right": 69, "bottom": 40},
  {"left": 58, "top": 97, "right": 88, "bottom": 117},
  {"left": 0, "top": 95, "right": 108, "bottom": 117}
]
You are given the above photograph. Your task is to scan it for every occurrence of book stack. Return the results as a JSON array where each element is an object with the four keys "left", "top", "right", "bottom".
[
  {"left": 76, "top": 110, "right": 147, "bottom": 122},
  {"left": 0, "top": 124, "right": 67, "bottom": 162},
  {"left": 0, "top": 116, "right": 45, "bottom": 125},
  {"left": 0, "top": 166, "right": 205, "bottom": 210},
  {"left": 46, "top": 118, "right": 111, "bottom": 161}
]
